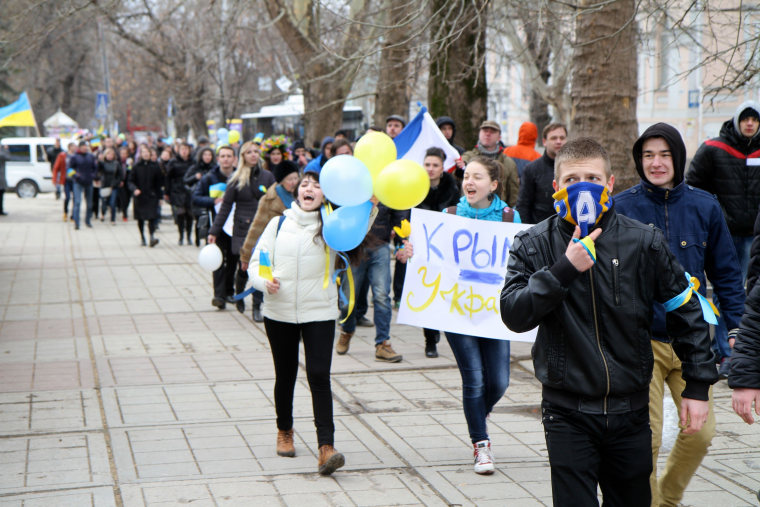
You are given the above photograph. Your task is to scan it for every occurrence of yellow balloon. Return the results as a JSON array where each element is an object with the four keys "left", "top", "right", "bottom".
[
  {"left": 354, "top": 132, "right": 397, "bottom": 182},
  {"left": 374, "top": 159, "right": 430, "bottom": 210},
  {"left": 228, "top": 130, "right": 241, "bottom": 144}
]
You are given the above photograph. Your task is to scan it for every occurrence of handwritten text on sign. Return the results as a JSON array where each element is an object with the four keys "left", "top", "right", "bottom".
[{"left": 396, "top": 208, "right": 537, "bottom": 342}]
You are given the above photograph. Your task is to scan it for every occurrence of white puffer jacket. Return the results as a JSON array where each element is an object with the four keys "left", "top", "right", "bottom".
[{"left": 250, "top": 203, "right": 339, "bottom": 323}]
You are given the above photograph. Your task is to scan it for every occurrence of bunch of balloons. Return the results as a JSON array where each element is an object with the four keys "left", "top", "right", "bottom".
[{"left": 318, "top": 131, "right": 429, "bottom": 252}]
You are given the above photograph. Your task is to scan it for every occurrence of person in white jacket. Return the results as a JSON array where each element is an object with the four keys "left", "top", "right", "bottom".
[{"left": 249, "top": 171, "right": 375, "bottom": 476}]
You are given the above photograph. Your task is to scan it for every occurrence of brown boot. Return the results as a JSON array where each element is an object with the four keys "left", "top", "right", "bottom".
[
  {"left": 317, "top": 444, "right": 345, "bottom": 475},
  {"left": 336, "top": 332, "right": 353, "bottom": 355},
  {"left": 375, "top": 341, "right": 402, "bottom": 363},
  {"left": 276, "top": 429, "right": 295, "bottom": 457}
]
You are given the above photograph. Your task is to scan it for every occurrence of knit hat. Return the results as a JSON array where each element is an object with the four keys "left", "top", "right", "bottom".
[
  {"left": 273, "top": 160, "right": 299, "bottom": 183},
  {"left": 632, "top": 122, "right": 686, "bottom": 186}
]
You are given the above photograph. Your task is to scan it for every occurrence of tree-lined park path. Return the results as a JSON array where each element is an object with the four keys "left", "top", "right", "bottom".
[{"left": 0, "top": 194, "right": 758, "bottom": 506}]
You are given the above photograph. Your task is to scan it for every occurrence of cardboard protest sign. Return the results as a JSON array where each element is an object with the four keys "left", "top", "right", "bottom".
[{"left": 396, "top": 208, "right": 538, "bottom": 342}]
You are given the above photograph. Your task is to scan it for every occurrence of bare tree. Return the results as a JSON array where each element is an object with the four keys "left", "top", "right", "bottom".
[
  {"left": 373, "top": 0, "right": 415, "bottom": 126},
  {"left": 571, "top": 0, "right": 639, "bottom": 190},
  {"left": 428, "top": 0, "right": 489, "bottom": 149},
  {"left": 263, "top": 0, "right": 379, "bottom": 145}
]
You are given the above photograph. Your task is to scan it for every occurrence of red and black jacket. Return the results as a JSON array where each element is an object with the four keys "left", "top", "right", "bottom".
[{"left": 686, "top": 119, "right": 760, "bottom": 236}]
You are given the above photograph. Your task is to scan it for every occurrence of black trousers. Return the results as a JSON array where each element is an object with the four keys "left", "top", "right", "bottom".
[
  {"left": 264, "top": 318, "right": 336, "bottom": 446},
  {"left": 213, "top": 233, "right": 237, "bottom": 299},
  {"left": 541, "top": 400, "right": 652, "bottom": 507}
]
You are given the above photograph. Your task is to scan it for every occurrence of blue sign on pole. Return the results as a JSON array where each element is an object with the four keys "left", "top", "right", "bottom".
[
  {"left": 95, "top": 92, "right": 109, "bottom": 120},
  {"left": 688, "top": 90, "right": 700, "bottom": 109}
]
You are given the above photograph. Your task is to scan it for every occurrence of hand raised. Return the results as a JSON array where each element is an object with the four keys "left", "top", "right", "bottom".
[{"left": 565, "top": 226, "right": 602, "bottom": 272}]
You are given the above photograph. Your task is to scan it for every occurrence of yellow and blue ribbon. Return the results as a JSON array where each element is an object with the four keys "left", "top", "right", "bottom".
[
  {"left": 572, "top": 237, "right": 597, "bottom": 264},
  {"left": 334, "top": 252, "right": 355, "bottom": 324},
  {"left": 663, "top": 272, "right": 720, "bottom": 325}
]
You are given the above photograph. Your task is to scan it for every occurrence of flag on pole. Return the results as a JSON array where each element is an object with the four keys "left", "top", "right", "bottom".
[
  {"left": 393, "top": 106, "right": 462, "bottom": 173},
  {"left": 0, "top": 92, "right": 36, "bottom": 128},
  {"left": 259, "top": 250, "right": 273, "bottom": 281}
]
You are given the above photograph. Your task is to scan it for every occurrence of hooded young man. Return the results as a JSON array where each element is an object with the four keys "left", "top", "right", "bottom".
[
  {"left": 686, "top": 101, "right": 760, "bottom": 370},
  {"left": 501, "top": 137, "right": 718, "bottom": 507},
  {"left": 615, "top": 123, "right": 745, "bottom": 507}
]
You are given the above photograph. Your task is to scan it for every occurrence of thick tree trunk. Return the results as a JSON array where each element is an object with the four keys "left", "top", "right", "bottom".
[
  {"left": 429, "top": 0, "right": 488, "bottom": 150},
  {"left": 303, "top": 78, "right": 346, "bottom": 146},
  {"left": 374, "top": 0, "right": 411, "bottom": 125},
  {"left": 571, "top": 0, "right": 638, "bottom": 191}
]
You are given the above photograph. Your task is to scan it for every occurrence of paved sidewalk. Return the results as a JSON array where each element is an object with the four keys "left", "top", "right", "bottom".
[{"left": 0, "top": 194, "right": 759, "bottom": 506}]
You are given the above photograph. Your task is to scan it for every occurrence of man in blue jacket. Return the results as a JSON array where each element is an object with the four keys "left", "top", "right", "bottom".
[
  {"left": 69, "top": 141, "right": 99, "bottom": 229},
  {"left": 616, "top": 123, "right": 745, "bottom": 507}
]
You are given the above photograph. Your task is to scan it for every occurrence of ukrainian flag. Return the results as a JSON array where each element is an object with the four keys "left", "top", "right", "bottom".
[
  {"left": 259, "top": 250, "right": 273, "bottom": 281},
  {"left": 0, "top": 92, "right": 36, "bottom": 128},
  {"left": 209, "top": 182, "right": 226, "bottom": 198}
]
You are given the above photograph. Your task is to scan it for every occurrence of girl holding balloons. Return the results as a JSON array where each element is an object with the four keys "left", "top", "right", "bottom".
[
  {"left": 399, "top": 156, "right": 519, "bottom": 475},
  {"left": 248, "top": 170, "right": 377, "bottom": 476}
]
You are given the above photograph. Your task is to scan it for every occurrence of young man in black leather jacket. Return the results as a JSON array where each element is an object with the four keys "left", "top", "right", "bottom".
[{"left": 500, "top": 138, "right": 718, "bottom": 507}]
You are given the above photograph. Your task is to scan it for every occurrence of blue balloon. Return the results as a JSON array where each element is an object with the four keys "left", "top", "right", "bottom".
[
  {"left": 320, "top": 155, "right": 373, "bottom": 206},
  {"left": 322, "top": 200, "right": 373, "bottom": 251},
  {"left": 216, "top": 127, "right": 229, "bottom": 146}
]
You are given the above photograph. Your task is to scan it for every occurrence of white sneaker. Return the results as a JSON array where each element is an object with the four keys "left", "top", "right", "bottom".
[{"left": 473, "top": 440, "right": 494, "bottom": 475}]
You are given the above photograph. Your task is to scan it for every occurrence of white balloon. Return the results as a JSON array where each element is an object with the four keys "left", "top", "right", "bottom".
[{"left": 198, "top": 244, "right": 223, "bottom": 271}]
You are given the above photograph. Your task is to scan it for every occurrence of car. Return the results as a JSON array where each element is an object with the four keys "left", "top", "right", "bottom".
[{"left": 1, "top": 136, "right": 56, "bottom": 198}]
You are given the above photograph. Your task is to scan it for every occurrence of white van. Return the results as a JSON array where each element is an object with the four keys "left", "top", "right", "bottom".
[{"left": 1, "top": 137, "right": 57, "bottom": 197}]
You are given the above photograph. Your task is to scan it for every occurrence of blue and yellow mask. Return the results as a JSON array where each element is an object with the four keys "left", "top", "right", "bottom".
[{"left": 553, "top": 182, "right": 612, "bottom": 237}]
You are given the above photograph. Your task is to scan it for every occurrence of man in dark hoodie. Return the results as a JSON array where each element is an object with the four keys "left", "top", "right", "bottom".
[
  {"left": 687, "top": 101, "right": 760, "bottom": 370},
  {"left": 436, "top": 116, "right": 464, "bottom": 155},
  {"left": 615, "top": 123, "right": 745, "bottom": 507}
]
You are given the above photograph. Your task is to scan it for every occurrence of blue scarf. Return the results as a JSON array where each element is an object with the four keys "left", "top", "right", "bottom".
[
  {"left": 453, "top": 195, "right": 521, "bottom": 223},
  {"left": 552, "top": 182, "right": 612, "bottom": 237},
  {"left": 275, "top": 184, "right": 295, "bottom": 209}
]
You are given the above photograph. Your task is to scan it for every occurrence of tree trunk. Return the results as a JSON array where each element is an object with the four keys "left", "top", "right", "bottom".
[
  {"left": 374, "top": 0, "right": 411, "bottom": 125},
  {"left": 302, "top": 75, "right": 346, "bottom": 146},
  {"left": 571, "top": 0, "right": 638, "bottom": 191},
  {"left": 429, "top": 0, "right": 488, "bottom": 150}
]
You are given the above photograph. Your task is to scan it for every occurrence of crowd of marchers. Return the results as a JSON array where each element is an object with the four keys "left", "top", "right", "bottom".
[{"left": 16, "top": 103, "right": 760, "bottom": 505}]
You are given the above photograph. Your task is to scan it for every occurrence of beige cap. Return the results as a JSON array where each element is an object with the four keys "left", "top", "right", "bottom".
[{"left": 479, "top": 120, "right": 501, "bottom": 132}]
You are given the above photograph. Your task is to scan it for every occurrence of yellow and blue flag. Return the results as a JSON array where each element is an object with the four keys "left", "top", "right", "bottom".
[
  {"left": 259, "top": 250, "right": 273, "bottom": 281},
  {"left": 209, "top": 182, "right": 226, "bottom": 198},
  {"left": 0, "top": 92, "right": 36, "bottom": 128}
]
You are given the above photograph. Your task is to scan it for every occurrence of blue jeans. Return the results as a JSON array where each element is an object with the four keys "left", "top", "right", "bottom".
[
  {"left": 712, "top": 234, "right": 752, "bottom": 359},
  {"left": 445, "top": 332, "right": 510, "bottom": 443},
  {"left": 340, "top": 243, "right": 392, "bottom": 344},
  {"left": 101, "top": 190, "right": 118, "bottom": 222},
  {"left": 72, "top": 182, "right": 93, "bottom": 227}
]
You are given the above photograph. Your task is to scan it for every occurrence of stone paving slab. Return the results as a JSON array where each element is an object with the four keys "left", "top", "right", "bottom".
[
  {"left": 0, "top": 486, "right": 118, "bottom": 507},
  {"left": 2, "top": 195, "right": 760, "bottom": 506}
]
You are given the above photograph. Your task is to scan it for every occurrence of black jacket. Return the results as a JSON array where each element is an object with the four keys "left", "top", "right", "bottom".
[
  {"left": 192, "top": 166, "right": 230, "bottom": 221},
  {"left": 165, "top": 156, "right": 194, "bottom": 210},
  {"left": 515, "top": 151, "right": 556, "bottom": 224},
  {"left": 686, "top": 112, "right": 760, "bottom": 236},
  {"left": 729, "top": 279, "right": 760, "bottom": 389},
  {"left": 209, "top": 166, "right": 275, "bottom": 255},
  {"left": 417, "top": 172, "right": 460, "bottom": 212},
  {"left": 500, "top": 209, "right": 718, "bottom": 411},
  {"left": 128, "top": 160, "right": 163, "bottom": 221}
]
